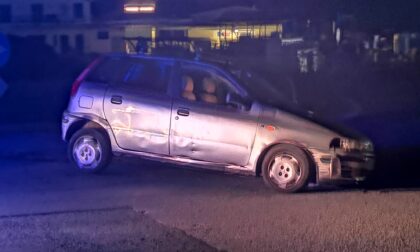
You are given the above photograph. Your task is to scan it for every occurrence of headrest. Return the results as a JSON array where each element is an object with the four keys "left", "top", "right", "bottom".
[
  {"left": 202, "top": 78, "right": 216, "bottom": 94},
  {"left": 182, "top": 76, "right": 194, "bottom": 92}
]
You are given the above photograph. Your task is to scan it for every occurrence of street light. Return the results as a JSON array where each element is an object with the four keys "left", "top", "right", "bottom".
[{"left": 124, "top": 1, "right": 156, "bottom": 14}]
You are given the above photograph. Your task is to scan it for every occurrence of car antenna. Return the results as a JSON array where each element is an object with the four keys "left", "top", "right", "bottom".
[
  {"left": 123, "top": 36, "right": 151, "bottom": 55},
  {"left": 190, "top": 42, "right": 202, "bottom": 61}
]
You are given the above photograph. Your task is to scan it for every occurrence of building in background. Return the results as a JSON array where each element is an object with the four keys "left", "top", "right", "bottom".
[
  {"left": 0, "top": 0, "right": 293, "bottom": 56},
  {"left": 0, "top": 0, "right": 125, "bottom": 54},
  {"left": 121, "top": 4, "right": 284, "bottom": 53}
]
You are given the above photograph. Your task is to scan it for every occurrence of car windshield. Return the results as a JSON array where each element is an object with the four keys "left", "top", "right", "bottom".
[
  {"left": 226, "top": 65, "right": 360, "bottom": 137},
  {"left": 227, "top": 66, "right": 297, "bottom": 108}
]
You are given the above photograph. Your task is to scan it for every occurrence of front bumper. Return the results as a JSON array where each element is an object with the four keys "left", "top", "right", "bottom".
[{"left": 312, "top": 149, "right": 375, "bottom": 183}]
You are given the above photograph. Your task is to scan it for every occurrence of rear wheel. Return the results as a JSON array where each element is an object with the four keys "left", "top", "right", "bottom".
[
  {"left": 262, "top": 144, "right": 311, "bottom": 193},
  {"left": 68, "top": 128, "right": 112, "bottom": 173}
]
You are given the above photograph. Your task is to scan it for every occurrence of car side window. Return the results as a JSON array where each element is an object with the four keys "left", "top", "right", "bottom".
[
  {"left": 179, "top": 65, "right": 239, "bottom": 107},
  {"left": 86, "top": 58, "right": 131, "bottom": 84},
  {"left": 122, "top": 59, "right": 172, "bottom": 94}
]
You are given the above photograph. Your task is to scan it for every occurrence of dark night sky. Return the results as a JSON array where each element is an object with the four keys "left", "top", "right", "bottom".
[{"left": 94, "top": 0, "right": 420, "bottom": 30}]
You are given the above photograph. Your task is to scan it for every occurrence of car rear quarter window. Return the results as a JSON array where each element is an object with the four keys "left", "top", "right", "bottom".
[
  {"left": 122, "top": 59, "right": 171, "bottom": 93},
  {"left": 86, "top": 57, "right": 171, "bottom": 94},
  {"left": 85, "top": 58, "right": 131, "bottom": 84}
]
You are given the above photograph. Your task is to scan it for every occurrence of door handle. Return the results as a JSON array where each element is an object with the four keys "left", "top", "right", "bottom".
[
  {"left": 177, "top": 108, "right": 190, "bottom": 117},
  {"left": 111, "top": 95, "right": 123, "bottom": 105}
]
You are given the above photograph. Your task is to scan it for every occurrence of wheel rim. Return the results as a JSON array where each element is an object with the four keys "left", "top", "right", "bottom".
[
  {"left": 72, "top": 135, "right": 102, "bottom": 169},
  {"left": 268, "top": 154, "right": 302, "bottom": 189}
]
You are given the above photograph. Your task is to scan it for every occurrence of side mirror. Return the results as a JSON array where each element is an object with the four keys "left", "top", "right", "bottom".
[{"left": 226, "top": 93, "right": 251, "bottom": 110}]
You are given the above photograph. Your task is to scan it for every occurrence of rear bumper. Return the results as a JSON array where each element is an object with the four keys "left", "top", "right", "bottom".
[
  {"left": 61, "top": 111, "right": 85, "bottom": 142},
  {"left": 62, "top": 111, "right": 73, "bottom": 141}
]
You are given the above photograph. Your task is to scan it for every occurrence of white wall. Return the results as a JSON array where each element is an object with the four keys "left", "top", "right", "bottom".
[
  {"left": 0, "top": 0, "right": 121, "bottom": 55},
  {"left": 0, "top": 0, "right": 92, "bottom": 23},
  {"left": 0, "top": 23, "right": 125, "bottom": 54}
]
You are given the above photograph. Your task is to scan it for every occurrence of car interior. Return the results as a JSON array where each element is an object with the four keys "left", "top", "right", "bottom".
[{"left": 181, "top": 69, "right": 231, "bottom": 106}]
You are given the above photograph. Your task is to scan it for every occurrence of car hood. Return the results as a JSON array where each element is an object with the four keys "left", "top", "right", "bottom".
[{"left": 259, "top": 103, "right": 367, "bottom": 141}]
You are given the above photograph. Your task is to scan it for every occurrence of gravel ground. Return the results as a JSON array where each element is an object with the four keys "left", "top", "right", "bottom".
[
  {"left": 0, "top": 208, "right": 216, "bottom": 252},
  {"left": 1, "top": 129, "right": 420, "bottom": 252},
  {"left": 134, "top": 188, "right": 420, "bottom": 252}
]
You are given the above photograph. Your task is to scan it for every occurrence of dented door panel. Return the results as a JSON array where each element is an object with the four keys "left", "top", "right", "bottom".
[
  {"left": 170, "top": 100, "right": 260, "bottom": 166},
  {"left": 104, "top": 88, "right": 172, "bottom": 155}
]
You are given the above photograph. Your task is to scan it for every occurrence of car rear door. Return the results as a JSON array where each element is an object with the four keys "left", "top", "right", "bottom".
[
  {"left": 102, "top": 57, "right": 174, "bottom": 155},
  {"left": 169, "top": 63, "right": 260, "bottom": 166}
]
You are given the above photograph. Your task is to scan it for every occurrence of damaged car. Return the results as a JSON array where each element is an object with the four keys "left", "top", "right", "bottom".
[{"left": 62, "top": 53, "right": 375, "bottom": 193}]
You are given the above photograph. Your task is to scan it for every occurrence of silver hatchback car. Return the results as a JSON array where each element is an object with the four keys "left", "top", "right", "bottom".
[{"left": 62, "top": 54, "right": 374, "bottom": 193}]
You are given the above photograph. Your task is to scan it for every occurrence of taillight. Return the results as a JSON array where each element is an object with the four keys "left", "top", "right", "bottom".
[
  {"left": 70, "top": 77, "right": 83, "bottom": 98},
  {"left": 70, "top": 58, "right": 102, "bottom": 97}
]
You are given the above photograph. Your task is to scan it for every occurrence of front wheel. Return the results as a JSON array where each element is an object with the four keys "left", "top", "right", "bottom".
[
  {"left": 262, "top": 144, "right": 311, "bottom": 193},
  {"left": 68, "top": 128, "right": 112, "bottom": 173}
]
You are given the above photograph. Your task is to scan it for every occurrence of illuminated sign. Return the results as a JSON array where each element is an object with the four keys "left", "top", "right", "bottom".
[{"left": 124, "top": 1, "right": 156, "bottom": 13}]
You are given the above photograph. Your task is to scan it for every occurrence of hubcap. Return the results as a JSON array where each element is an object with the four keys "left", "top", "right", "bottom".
[
  {"left": 269, "top": 154, "right": 301, "bottom": 189},
  {"left": 73, "top": 135, "right": 102, "bottom": 169}
]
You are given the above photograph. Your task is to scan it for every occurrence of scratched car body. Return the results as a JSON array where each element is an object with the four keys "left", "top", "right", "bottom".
[{"left": 62, "top": 54, "right": 374, "bottom": 193}]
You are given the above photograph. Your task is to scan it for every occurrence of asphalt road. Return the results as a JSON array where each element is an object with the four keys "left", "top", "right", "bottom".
[{"left": 1, "top": 127, "right": 420, "bottom": 251}]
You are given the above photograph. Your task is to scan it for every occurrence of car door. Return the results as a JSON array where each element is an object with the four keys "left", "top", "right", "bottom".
[
  {"left": 169, "top": 62, "right": 260, "bottom": 166},
  {"left": 103, "top": 57, "right": 174, "bottom": 155}
]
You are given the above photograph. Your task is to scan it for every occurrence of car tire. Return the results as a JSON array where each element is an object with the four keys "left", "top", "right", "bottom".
[
  {"left": 68, "top": 128, "right": 112, "bottom": 173},
  {"left": 262, "top": 144, "right": 311, "bottom": 193}
]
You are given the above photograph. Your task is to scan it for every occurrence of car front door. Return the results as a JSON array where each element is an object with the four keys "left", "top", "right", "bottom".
[
  {"left": 169, "top": 63, "right": 260, "bottom": 166},
  {"left": 102, "top": 57, "right": 174, "bottom": 155}
]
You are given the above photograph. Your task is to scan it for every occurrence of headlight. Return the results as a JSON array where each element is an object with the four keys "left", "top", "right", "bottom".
[
  {"left": 361, "top": 140, "right": 374, "bottom": 152},
  {"left": 340, "top": 138, "right": 374, "bottom": 152},
  {"left": 340, "top": 138, "right": 357, "bottom": 151}
]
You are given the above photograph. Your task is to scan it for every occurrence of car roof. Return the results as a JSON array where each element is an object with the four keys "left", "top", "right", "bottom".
[
  {"left": 104, "top": 53, "right": 233, "bottom": 70},
  {"left": 106, "top": 53, "right": 191, "bottom": 64},
  {"left": 102, "top": 53, "right": 249, "bottom": 97}
]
